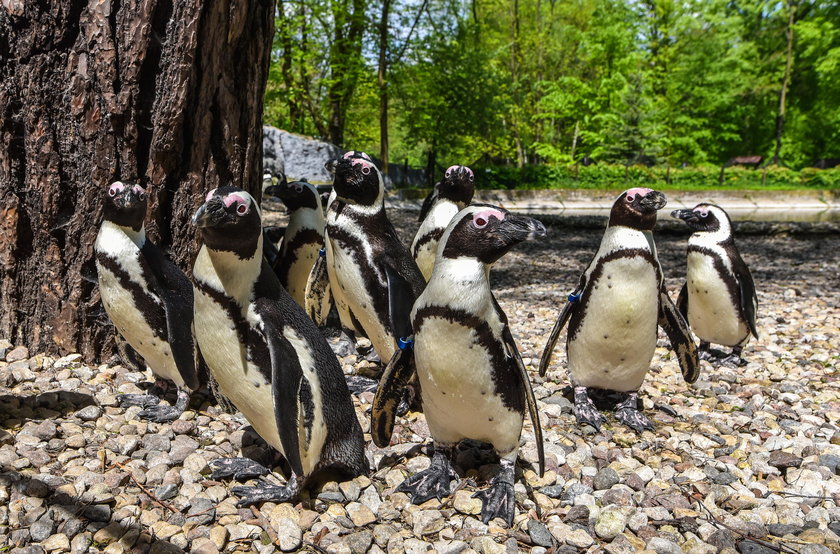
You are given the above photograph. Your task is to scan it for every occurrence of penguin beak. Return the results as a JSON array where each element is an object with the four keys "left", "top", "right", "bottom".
[
  {"left": 639, "top": 190, "right": 667, "bottom": 212},
  {"left": 263, "top": 183, "right": 284, "bottom": 198},
  {"left": 671, "top": 209, "right": 698, "bottom": 223},
  {"left": 191, "top": 198, "right": 225, "bottom": 228},
  {"left": 498, "top": 214, "right": 547, "bottom": 243}
]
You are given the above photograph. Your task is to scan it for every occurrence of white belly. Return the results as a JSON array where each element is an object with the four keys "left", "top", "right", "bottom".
[
  {"left": 286, "top": 242, "right": 321, "bottom": 309},
  {"left": 96, "top": 260, "right": 183, "bottom": 387},
  {"left": 415, "top": 318, "right": 522, "bottom": 457},
  {"left": 326, "top": 242, "right": 395, "bottom": 360},
  {"left": 569, "top": 258, "right": 659, "bottom": 391},
  {"left": 686, "top": 252, "right": 749, "bottom": 346},
  {"left": 193, "top": 288, "right": 289, "bottom": 463}
]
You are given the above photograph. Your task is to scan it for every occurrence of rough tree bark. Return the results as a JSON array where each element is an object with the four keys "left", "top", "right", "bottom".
[{"left": 0, "top": 0, "right": 274, "bottom": 362}]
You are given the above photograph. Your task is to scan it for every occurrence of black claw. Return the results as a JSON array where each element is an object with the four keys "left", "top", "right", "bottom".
[
  {"left": 138, "top": 405, "right": 183, "bottom": 423},
  {"left": 231, "top": 483, "right": 296, "bottom": 507},
  {"left": 118, "top": 394, "right": 161, "bottom": 409},
  {"left": 473, "top": 465, "right": 516, "bottom": 526},
  {"left": 615, "top": 406, "right": 654, "bottom": 433},
  {"left": 209, "top": 458, "right": 270, "bottom": 482},
  {"left": 345, "top": 375, "right": 379, "bottom": 395},
  {"left": 397, "top": 450, "right": 457, "bottom": 504},
  {"left": 573, "top": 387, "right": 606, "bottom": 430}
]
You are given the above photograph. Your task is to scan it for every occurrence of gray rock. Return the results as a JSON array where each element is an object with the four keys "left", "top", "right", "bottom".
[
  {"left": 736, "top": 540, "right": 777, "bottom": 553},
  {"left": 82, "top": 504, "right": 110, "bottom": 522},
  {"left": 346, "top": 530, "right": 374, "bottom": 554},
  {"left": 33, "top": 421, "right": 57, "bottom": 441},
  {"left": 646, "top": 537, "right": 682, "bottom": 554},
  {"left": 767, "top": 450, "right": 802, "bottom": 469},
  {"left": 263, "top": 126, "right": 341, "bottom": 183},
  {"left": 186, "top": 497, "right": 216, "bottom": 526},
  {"left": 74, "top": 405, "right": 101, "bottom": 421},
  {"left": 412, "top": 510, "right": 444, "bottom": 536},
  {"left": 593, "top": 468, "right": 620, "bottom": 490},
  {"left": 767, "top": 523, "right": 802, "bottom": 536},
  {"left": 594, "top": 507, "right": 627, "bottom": 539},
  {"left": 561, "top": 483, "right": 594, "bottom": 506},
  {"left": 29, "top": 518, "right": 54, "bottom": 542},
  {"left": 528, "top": 520, "right": 555, "bottom": 548},
  {"left": 539, "top": 484, "right": 564, "bottom": 498},
  {"left": 275, "top": 517, "right": 302, "bottom": 552},
  {"left": 24, "top": 479, "right": 50, "bottom": 498},
  {"left": 143, "top": 434, "right": 171, "bottom": 453}
]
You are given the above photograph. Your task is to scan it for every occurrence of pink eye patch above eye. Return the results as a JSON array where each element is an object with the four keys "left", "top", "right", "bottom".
[
  {"left": 223, "top": 192, "right": 249, "bottom": 208},
  {"left": 626, "top": 187, "right": 652, "bottom": 200},
  {"left": 473, "top": 208, "right": 505, "bottom": 224},
  {"left": 205, "top": 189, "right": 217, "bottom": 202}
]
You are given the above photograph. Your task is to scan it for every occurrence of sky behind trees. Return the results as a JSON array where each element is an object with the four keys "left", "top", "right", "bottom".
[{"left": 264, "top": 0, "right": 840, "bottom": 171}]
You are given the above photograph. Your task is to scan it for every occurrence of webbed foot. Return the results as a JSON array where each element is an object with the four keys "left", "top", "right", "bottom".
[
  {"left": 473, "top": 459, "right": 516, "bottom": 526},
  {"left": 231, "top": 474, "right": 299, "bottom": 507},
  {"left": 698, "top": 341, "right": 714, "bottom": 361},
  {"left": 117, "top": 393, "right": 160, "bottom": 409},
  {"left": 573, "top": 386, "right": 606, "bottom": 430},
  {"left": 720, "top": 346, "right": 746, "bottom": 367},
  {"left": 209, "top": 458, "right": 271, "bottom": 482},
  {"left": 138, "top": 389, "right": 190, "bottom": 423},
  {"left": 345, "top": 375, "right": 379, "bottom": 395},
  {"left": 614, "top": 392, "right": 654, "bottom": 433},
  {"left": 397, "top": 448, "right": 457, "bottom": 504}
]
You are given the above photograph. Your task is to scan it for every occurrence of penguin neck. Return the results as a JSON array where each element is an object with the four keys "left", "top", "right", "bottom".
[
  {"left": 602, "top": 225, "right": 656, "bottom": 256},
  {"left": 197, "top": 234, "right": 263, "bottom": 303},
  {"left": 425, "top": 256, "right": 492, "bottom": 310},
  {"left": 102, "top": 219, "right": 146, "bottom": 248},
  {"left": 690, "top": 225, "right": 731, "bottom": 246}
]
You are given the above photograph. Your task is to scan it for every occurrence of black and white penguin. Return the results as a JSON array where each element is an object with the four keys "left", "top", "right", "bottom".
[
  {"left": 539, "top": 188, "right": 699, "bottom": 433},
  {"left": 372, "top": 205, "right": 546, "bottom": 526},
  {"left": 191, "top": 187, "right": 367, "bottom": 506},
  {"left": 322, "top": 151, "right": 426, "bottom": 360},
  {"left": 412, "top": 165, "right": 475, "bottom": 280},
  {"left": 264, "top": 180, "right": 326, "bottom": 310},
  {"left": 671, "top": 203, "right": 758, "bottom": 366},
  {"left": 95, "top": 181, "right": 201, "bottom": 422}
]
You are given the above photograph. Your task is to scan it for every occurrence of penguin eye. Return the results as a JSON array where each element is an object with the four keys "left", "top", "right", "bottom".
[
  {"left": 699, "top": 211, "right": 708, "bottom": 218},
  {"left": 294, "top": 184, "right": 303, "bottom": 194},
  {"left": 108, "top": 188, "right": 117, "bottom": 197},
  {"left": 445, "top": 169, "right": 452, "bottom": 178},
  {"left": 469, "top": 174, "right": 475, "bottom": 182},
  {"left": 473, "top": 216, "right": 488, "bottom": 228},
  {"left": 626, "top": 195, "right": 635, "bottom": 203},
  {"left": 136, "top": 189, "right": 145, "bottom": 200},
  {"left": 236, "top": 203, "right": 248, "bottom": 215},
  {"left": 361, "top": 166, "right": 371, "bottom": 176}
]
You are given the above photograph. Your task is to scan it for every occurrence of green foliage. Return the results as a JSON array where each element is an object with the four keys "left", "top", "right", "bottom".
[{"left": 471, "top": 164, "right": 840, "bottom": 190}]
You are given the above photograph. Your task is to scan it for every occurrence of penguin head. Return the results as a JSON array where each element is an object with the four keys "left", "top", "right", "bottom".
[
  {"left": 609, "top": 188, "right": 666, "bottom": 231},
  {"left": 103, "top": 181, "right": 147, "bottom": 231},
  {"left": 327, "top": 151, "right": 382, "bottom": 207},
  {"left": 440, "top": 204, "right": 547, "bottom": 265},
  {"left": 192, "top": 186, "right": 262, "bottom": 258},
  {"left": 671, "top": 203, "right": 731, "bottom": 235},
  {"left": 438, "top": 165, "right": 475, "bottom": 206},
  {"left": 264, "top": 179, "right": 321, "bottom": 212}
]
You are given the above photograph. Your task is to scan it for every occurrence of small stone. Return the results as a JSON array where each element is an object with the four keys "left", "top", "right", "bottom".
[
  {"left": 528, "top": 520, "right": 555, "bottom": 548},
  {"left": 453, "top": 490, "right": 482, "bottom": 515},
  {"left": 768, "top": 451, "right": 802, "bottom": 469},
  {"left": 41, "top": 533, "right": 71, "bottom": 551},
  {"left": 346, "top": 502, "right": 377, "bottom": 527},
  {"left": 171, "top": 419, "right": 196, "bottom": 435},
  {"left": 30, "top": 519, "right": 54, "bottom": 542},
  {"left": 340, "top": 480, "right": 361, "bottom": 502},
  {"left": 646, "top": 537, "right": 683, "bottom": 554},
  {"left": 25, "top": 479, "right": 51, "bottom": 498},
  {"left": 593, "top": 467, "right": 620, "bottom": 490},
  {"left": 345, "top": 530, "right": 374, "bottom": 554},
  {"left": 75, "top": 405, "right": 102, "bottom": 421},
  {"left": 565, "top": 529, "right": 594, "bottom": 548},
  {"left": 275, "top": 517, "right": 302, "bottom": 552},
  {"left": 595, "top": 507, "right": 627, "bottom": 539},
  {"left": 82, "top": 504, "right": 111, "bottom": 522},
  {"left": 186, "top": 497, "right": 215, "bottom": 526},
  {"left": 6, "top": 345, "right": 30, "bottom": 361},
  {"left": 736, "top": 540, "right": 777, "bottom": 553},
  {"left": 413, "top": 510, "right": 445, "bottom": 536},
  {"left": 33, "top": 420, "right": 58, "bottom": 441}
]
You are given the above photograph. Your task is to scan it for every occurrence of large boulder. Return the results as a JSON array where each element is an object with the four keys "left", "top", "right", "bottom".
[{"left": 263, "top": 126, "right": 342, "bottom": 183}]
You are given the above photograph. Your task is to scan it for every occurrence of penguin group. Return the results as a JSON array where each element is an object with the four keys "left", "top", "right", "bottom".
[{"left": 95, "top": 154, "right": 757, "bottom": 524}]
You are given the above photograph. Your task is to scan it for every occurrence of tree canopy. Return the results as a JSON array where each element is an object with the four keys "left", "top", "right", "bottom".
[{"left": 265, "top": 0, "right": 840, "bottom": 172}]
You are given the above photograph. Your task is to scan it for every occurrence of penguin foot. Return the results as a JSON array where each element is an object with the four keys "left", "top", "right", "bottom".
[
  {"left": 720, "top": 347, "right": 746, "bottom": 367},
  {"left": 573, "top": 386, "right": 606, "bottom": 430},
  {"left": 473, "top": 459, "right": 516, "bottom": 526},
  {"left": 345, "top": 375, "right": 379, "bottom": 395},
  {"left": 209, "top": 458, "right": 271, "bottom": 482},
  {"left": 614, "top": 393, "right": 654, "bottom": 433},
  {"left": 698, "top": 342, "right": 715, "bottom": 361},
  {"left": 397, "top": 449, "right": 457, "bottom": 504},
  {"left": 138, "top": 404, "right": 183, "bottom": 423},
  {"left": 231, "top": 474, "right": 300, "bottom": 507},
  {"left": 117, "top": 393, "right": 161, "bottom": 409}
]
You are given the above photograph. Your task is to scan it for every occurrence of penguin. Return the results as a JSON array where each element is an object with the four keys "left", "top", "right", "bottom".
[
  {"left": 671, "top": 203, "right": 758, "bottom": 366},
  {"left": 191, "top": 186, "right": 367, "bottom": 506},
  {"left": 372, "top": 204, "right": 546, "bottom": 526},
  {"left": 322, "top": 151, "right": 426, "bottom": 361},
  {"left": 538, "top": 188, "right": 699, "bottom": 433},
  {"left": 264, "top": 179, "right": 326, "bottom": 310},
  {"left": 412, "top": 165, "right": 476, "bottom": 280},
  {"left": 95, "top": 180, "right": 201, "bottom": 422}
]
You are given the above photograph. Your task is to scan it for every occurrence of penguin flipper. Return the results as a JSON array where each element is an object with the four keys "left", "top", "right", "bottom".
[
  {"left": 139, "top": 242, "right": 200, "bottom": 391},
  {"left": 658, "top": 289, "right": 699, "bottom": 383},
  {"left": 418, "top": 186, "right": 439, "bottom": 222},
  {"left": 305, "top": 250, "right": 331, "bottom": 325},
  {"left": 371, "top": 347, "right": 416, "bottom": 448},
  {"left": 676, "top": 283, "right": 688, "bottom": 320},
  {"left": 256, "top": 300, "right": 305, "bottom": 477},
  {"left": 735, "top": 261, "right": 759, "bottom": 339},
  {"left": 384, "top": 263, "right": 417, "bottom": 340},
  {"left": 262, "top": 229, "right": 281, "bottom": 270},
  {"left": 537, "top": 285, "right": 582, "bottom": 377},
  {"left": 502, "top": 325, "right": 545, "bottom": 477}
]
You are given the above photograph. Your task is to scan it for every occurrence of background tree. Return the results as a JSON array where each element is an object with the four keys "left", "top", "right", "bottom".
[{"left": 0, "top": 0, "right": 273, "bottom": 360}]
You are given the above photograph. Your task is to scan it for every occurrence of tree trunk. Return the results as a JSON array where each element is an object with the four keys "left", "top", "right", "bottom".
[
  {"left": 378, "top": 0, "right": 391, "bottom": 174},
  {"left": 772, "top": 0, "right": 796, "bottom": 166},
  {"left": 0, "top": 0, "right": 274, "bottom": 362}
]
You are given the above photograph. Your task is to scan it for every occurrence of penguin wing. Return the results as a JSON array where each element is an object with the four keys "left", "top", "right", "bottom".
[
  {"left": 383, "top": 262, "right": 420, "bottom": 340},
  {"left": 658, "top": 289, "right": 700, "bottom": 383},
  {"left": 371, "top": 347, "right": 416, "bottom": 448},
  {"left": 538, "top": 281, "right": 584, "bottom": 377},
  {"left": 304, "top": 249, "right": 331, "bottom": 325},
  {"left": 500, "top": 323, "right": 545, "bottom": 476},
  {"left": 254, "top": 298, "right": 305, "bottom": 477},
  {"left": 733, "top": 259, "right": 759, "bottom": 339},
  {"left": 676, "top": 283, "right": 688, "bottom": 320},
  {"left": 139, "top": 242, "right": 200, "bottom": 390}
]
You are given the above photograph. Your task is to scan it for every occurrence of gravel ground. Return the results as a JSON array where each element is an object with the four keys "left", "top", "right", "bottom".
[{"left": 1, "top": 205, "right": 838, "bottom": 554}]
